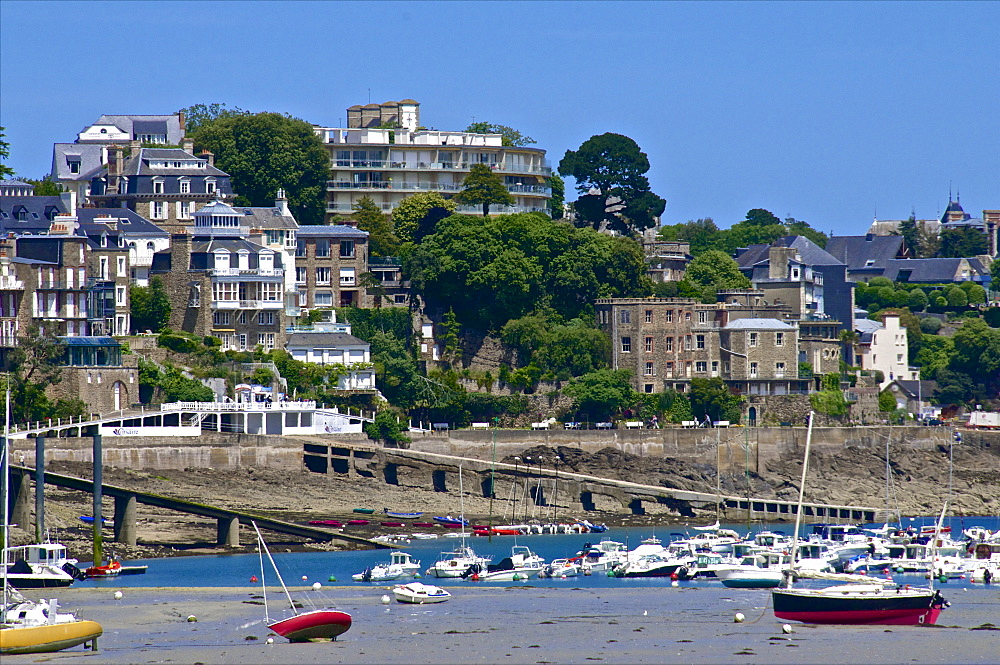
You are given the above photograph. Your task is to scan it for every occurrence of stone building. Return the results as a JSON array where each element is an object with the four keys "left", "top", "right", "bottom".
[
  {"left": 88, "top": 143, "right": 234, "bottom": 234},
  {"left": 798, "top": 320, "right": 843, "bottom": 377},
  {"left": 643, "top": 238, "right": 691, "bottom": 283},
  {"left": 294, "top": 224, "right": 370, "bottom": 310},
  {"left": 48, "top": 336, "right": 139, "bottom": 413},
  {"left": 151, "top": 202, "right": 291, "bottom": 352}
]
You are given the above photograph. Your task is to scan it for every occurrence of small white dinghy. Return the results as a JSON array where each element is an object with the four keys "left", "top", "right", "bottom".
[{"left": 392, "top": 582, "right": 451, "bottom": 604}]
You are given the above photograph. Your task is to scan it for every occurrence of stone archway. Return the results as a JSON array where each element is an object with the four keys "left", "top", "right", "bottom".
[{"left": 113, "top": 381, "right": 128, "bottom": 411}]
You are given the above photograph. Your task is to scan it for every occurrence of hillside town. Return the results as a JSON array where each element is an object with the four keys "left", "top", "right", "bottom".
[{"left": 0, "top": 102, "right": 997, "bottom": 434}]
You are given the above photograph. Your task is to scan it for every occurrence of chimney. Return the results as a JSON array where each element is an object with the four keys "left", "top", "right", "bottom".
[
  {"left": 768, "top": 246, "right": 796, "bottom": 280},
  {"left": 199, "top": 150, "right": 214, "bottom": 167},
  {"left": 59, "top": 190, "right": 77, "bottom": 216},
  {"left": 177, "top": 109, "right": 186, "bottom": 133},
  {"left": 275, "top": 189, "right": 290, "bottom": 216},
  {"left": 130, "top": 139, "right": 142, "bottom": 155},
  {"left": 181, "top": 138, "right": 194, "bottom": 154}
]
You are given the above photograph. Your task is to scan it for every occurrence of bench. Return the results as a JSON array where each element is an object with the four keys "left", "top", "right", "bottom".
[
  {"left": 531, "top": 422, "right": 549, "bottom": 430},
  {"left": 712, "top": 420, "right": 730, "bottom": 428},
  {"left": 681, "top": 421, "right": 698, "bottom": 428},
  {"left": 625, "top": 421, "right": 644, "bottom": 429},
  {"left": 595, "top": 422, "right": 614, "bottom": 430},
  {"left": 564, "top": 422, "right": 581, "bottom": 430},
  {"left": 432, "top": 422, "right": 450, "bottom": 431},
  {"left": 471, "top": 422, "right": 490, "bottom": 430}
]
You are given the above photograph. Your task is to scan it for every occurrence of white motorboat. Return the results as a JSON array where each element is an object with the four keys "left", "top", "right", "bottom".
[
  {"left": 538, "top": 558, "right": 580, "bottom": 578},
  {"left": 677, "top": 551, "right": 738, "bottom": 580},
  {"left": 393, "top": 582, "right": 451, "bottom": 604},
  {"left": 2, "top": 543, "right": 83, "bottom": 589},
  {"left": 716, "top": 551, "right": 792, "bottom": 588},
  {"left": 425, "top": 545, "right": 491, "bottom": 578},
  {"left": 352, "top": 551, "right": 421, "bottom": 582},
  {"left": 465, "top": 545, "right": 544, "bottom": 581},
  {"left": 576, "top": 539, "right": 628, "bottom": 573}
]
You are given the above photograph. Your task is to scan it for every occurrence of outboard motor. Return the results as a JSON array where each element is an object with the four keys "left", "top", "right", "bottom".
[{"left": 63, "top": 561, "right": 87, "bottom": 581}]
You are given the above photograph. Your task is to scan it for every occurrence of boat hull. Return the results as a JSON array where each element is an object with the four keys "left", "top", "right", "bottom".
[
  {"left": 3, "top": 576, "right": 74, "bottom": 589},
  {"left": 393, "top": 584, "right": 450, "bottom": 604},
  {"left": 268, "top": 609, "right": 352, "bottom": 642},
  {"left": 773, "top": 589, "right": 943, "bottom": 625},
  {"left": 0, "top": 620, "right": 103, "bottom": 655}
]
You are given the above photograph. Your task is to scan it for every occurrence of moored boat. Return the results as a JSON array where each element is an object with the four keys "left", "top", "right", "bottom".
[
  {"left": 352, "top": 551, "right": 421, "bottom": 582},
  {"left": 433, "top": 515, "right": 469, "bottom": 526},
  {"left": 84, "top": 560, "right": 121, "bottom": 579},
  {"left": 393, "top": 582, "right": 450, "bottom": 604},
  {"left": 346, "top": 519, "right": 370, "bottom": 526},
  {"left": 308, "top": 519, "right": 343, "bottom": 527},
  {"left": 426, "top": 545, "right": 491, "bottom": 578},
  {"left": 383, "top": 509, "right": 423, "bottom": 519},
  {"left": 0, "top": 595, "right": 103, "bottom": 655},
  {"left": 353, "top": 508, "right": 375, "bottom": 515},
  {"left": 268, "top": 609, "right": 352, "bottom": 642}
]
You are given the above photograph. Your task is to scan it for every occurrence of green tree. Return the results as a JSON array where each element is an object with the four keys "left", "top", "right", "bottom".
[
  {"left": 439, "top": 308, "right": 462, "bottom": 364},
  {"left": 352, "top": 196, "right": 399, "bottom": 256},
  {"left": 187, "top": 110, "right": 328, "bottom": 225},
  {"left": 938, "top": 227, "right": 987, "bottom": 258},
  {"left": 945, "top": 287, "right": 968, "bottom": 307},
  {"left": 744, "top": 208, "right": 781, "bottom": 227},
  {"left": 949, "top": 318, "right": 1000, "bottom": 393},
  {"left": 784, "top": 217, "right": 829, "bottom": 248},
  {"left": 464, "top": 122, "right": 536, "bottom": 147},
  {"left": 357, "top": 271, "right": 390, "bottom": 309},
  {"left": 810, "top": 373, "right": 849, "bottom": 417},
  {"left": 130, "top": 276, "right": 172, "bottom": 333},
  {"left": 548, "top": 173, "right": 565, "bottom": 220},
  {"left": 181, "top": 103, "right": 248, "bottom": 133},
  {"left": 0, "top": 126, "right": 14, "bottom": 178},
  {"left": 563, "top": 369, "right": 636, "bottom": 421},
  {"left": 934, "top": 368, "right": 974, "bottom": 404},
  {"left": 878, "top": 389, "right": 897, "bottom": 412},
  {"left": 907, "top": 288, "right": 928, "bottom": 311},
  {"left": 4, "top": 325, "right": 87, "bottom": 424},
  {"left": 454, "top": 164, "right": 514, "bottom": 217},
  {"left": 689, "top": 377, "right": 743, "bottom": 424},
  {"left": 391, "top": 191, "right": 457, "bottom": 242},
  {"left": 364, "top": 409, "right": 411, "bottom": 447},
  {"left": 964, "top": 283, "right": 987, "bottom": 305},
  {"left": 898, "top": 213, "right": 919, "bottom": 256},
  {"left": 684, "top": 250, "right": 752, "bottom": 290},
  {"left": 558, "top": 133, "right": 666, "bottom": 236},
  {"left": 24, "top": 177, "right": 60, "bottom": 196},
  {"left": 992, "top": 260, "right": 1000, "bottom": 291}
]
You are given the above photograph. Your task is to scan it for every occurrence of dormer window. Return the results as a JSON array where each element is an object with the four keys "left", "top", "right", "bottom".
[
  {"left": 865, "top": 259, "right": 875, "bottom": 267},
  {"left": 68, "top": 159, "right": 81, "bottom": 174},
  {"left": 206, "top": 178, "right": 217, "bottom": 194},
  {"left": 214, "top": 250, "right": 231, "bottom": 271},
  {"left": 153, "top": 179, "right": 165, "bottom": 194},
  {"left": 101, "top": 233, "right": 108, "bottom": 247},
  {"left": 236, "top": 250, "right": 250, "bottom": 270},
  {"left": 179, "top": 178, "right": 190, "bottom": 194}
]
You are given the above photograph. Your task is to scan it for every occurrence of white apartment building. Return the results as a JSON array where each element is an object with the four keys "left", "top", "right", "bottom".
[
  {"left": 314, "top": 100, "right": 551, "bottom": 219},
  {"left": 855, "top": 314, "right": 917, "bottom": 389}
]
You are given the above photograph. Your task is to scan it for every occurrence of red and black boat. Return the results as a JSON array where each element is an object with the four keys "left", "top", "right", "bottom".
[
  {"left": 773, "top": 583, "right": 948, "bottom": 625},
  {"left": 268, "top": 609, "right": 352, "bottom": 642}
]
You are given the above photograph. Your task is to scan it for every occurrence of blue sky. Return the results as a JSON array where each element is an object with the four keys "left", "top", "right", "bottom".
[{"left": 2, "top": 1, "right": 997, "bottom": 236}]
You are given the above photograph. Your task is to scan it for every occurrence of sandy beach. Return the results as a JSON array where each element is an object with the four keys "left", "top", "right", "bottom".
[{"left": 5, "top": 584, "right": 998, "bottom": 664}]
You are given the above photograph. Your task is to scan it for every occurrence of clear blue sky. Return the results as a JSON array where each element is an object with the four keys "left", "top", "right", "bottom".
[{"left": 2, "top": 1, "right": 997, "bottom": 236}]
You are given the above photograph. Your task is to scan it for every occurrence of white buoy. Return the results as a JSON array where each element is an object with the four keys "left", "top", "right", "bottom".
[
  {"left": 734, "top": 612, "right": 745, "bottom": 623},
  {"left": 782, "top": 624, "right": 793, "bottom": 634},
  {"left": 266, "top": 637, "right": 274, "bottom": 644},
  {"left": 301, "top": 575, "right": 308, "bottom": 581},
  {"left": 643, "top": 610, "right": 648, "bottom": 616},
  {"left": 312, "top": 582, "right": 321, "bottom": 591},
  {"left": 186, "top": 615, "right": 197, "bottom": 622},
  {"left": 381, "top": 595, "right": 391, "bottom": 605},
  {"left": 671, "top": 580, "right": 679, "bottom": 587},
  {"left": 113, "top": 591, "right": 123, "bottom": 600}
]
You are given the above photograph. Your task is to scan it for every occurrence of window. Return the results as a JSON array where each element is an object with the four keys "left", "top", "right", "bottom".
[
  {"left": 684, "top": 335, "right": 692, "bottom": 350},
  {"left": 152, "top": 180, "right": 164, "bottom": 194},
  {"left": 212, "top": 282, "right": 238, "bottom": 301},
  {"left": 724, "top": 361, "right": 731, "bottom": 373},
  {"left": 750, "top": 362, "right": 758, "bottom": 377},
  {"left": 712, "top": 360, "right": 719, "bottom": 375},
  {"left": 620, "top": 310, "right": 631, "bottom": 324},
  {"left": 117, "top": 256, "right": 126, "bottom": 277},
  {"left": 776, "top": 332, "right": 784, "bottom": 347},
  {"left": 394, "top": 294, "right": 407, "bottom": 304},
  {"left": 298, "top": 290, "right": 308, "bottom": 306},
  {"left": 206, "top": 179, "right": 217, "bottom": 194},
  {"left": 258, "top": 312, "right": 274, "bottom": 325},
  {"left": 295, "top": 267, "right": 307, "bottom": 283},
  {"left": 696, "top": 361, "right": 707, "bottom": 373},
  {"left": 152, "top": 201, "right": 165, "bottom": 219},
  {"left": 315, "top": 291, "right": 333, "bottom": 306},
  {"left": 179, "top": 201, "right": 191, "bottom": 219},
  {"left": 665, "top": 362, "right": 674, "bottom": 377},
  {"left": 213, "top": 311, "right": 230, "bottom": 326},
  {"left": 644, "top": 309, "right": 653, "bottom": 323},
  {"left": 621, "top": 336, "right": 631, "bottom": 353},
  {"left": 179, "top": 179, "right": 190, "bottom": 194},
  {"left": 696, "top": 334, "right": 705, "bottom": 350},
  {"left": 239, "top": 334, "right": 247, "bottom": 351},
  {"left": 115, "top": 285, "right": 126, "bottom": 306},
  {"left": 644, "top": 362, "right": 654, "bottom": 376},
  {"left": 259, "top": 283, "right": 281, "bottom": 301},
  {"left": 665, "top": 337, "right": 673, "bottom": 352},
  {"left": 685, "top": 312, "right": 691, "bottom": 321},
  {"left": 749, "top": 331, "right": 758, "bottom": 347},
  {"left": 339, "top": 267, "right": 356, "bottom": 285},
  {"left": 340, "top": 240, "right": 355, "bottom": 258},
  {"left": 296, "top": 240, "right": 306, "bottom": 257},
  {"left": 238, "top": 311, "right": 247, "bottom": 324},
  {"left": 68, "top": 160, "right": 81, "bottom": 174},
  {"left": 99, "top": 257, "right": 109, "bottom": 279},
  {"left": 776, "top": 362, "right": 786, "bottom": 377},
  {"left": 698, "top": 311, "right": 706, "bottom": 323},
  {"left": 598, "top": 309, "right": 608, "bottom": 324},
  {"left": 665, "top": 311, "right": 673, "bottom": 323},
  {"left": 316, "top": 267, "right": 331, "bottom": 285},
  {"left": 315, "top": 239, "right": 331, "bottom": 258},
  {"left": 644, "top": 336, "right": 653, "bottom": 352}
]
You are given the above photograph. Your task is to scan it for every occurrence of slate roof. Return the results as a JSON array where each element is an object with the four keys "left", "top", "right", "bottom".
[
  {"left": 89, "top": 114, "right": 184, "bottom": 144},
  {"left": 825, "top": 235, "right": 907, "bottom": 272},
  {"left": 891, "top": 379, "right": 939, "bottom": 400},
  {"left": 92, "top": 149, "right": 228, "bottom": 178},
  {"left": 295, "top": 224, "right": 369, "bottom": 239},
  {"left": 237, "top": 206, "right": 299, "bottom": 230},
  {"left": 881, "top": 258, "right": 988, "bottom": 283},
  {"left": 52, "top": 143, "right": 106, "bottom": 182},
  {"left": 735, "top": 236, "right": 844, "bottom": 269},
  {"left": 190, "top": 238, "right": 269, "bottom": 254},
  {"left": 0, "top": 196, "right": 67, "bottom": 234},
  {"left": 76, "top": 208, "right": 169, "bottom": 237},
  {"left": 286, "top": 332, "right": 369, "bottom": 347},
  {"left": 722, "top": 318, "right": 795, "bottom": 331},
  {"left": 195, "top": 201, "right": 241, "bottom": 216}
]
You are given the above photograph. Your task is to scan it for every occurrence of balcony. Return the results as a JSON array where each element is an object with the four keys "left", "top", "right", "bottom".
[
  {"left": 340, "top": 277, "right": 356, "bottom": 286},
  {"left": 329, "top": 159, "right": 552, "bottom": 176},
  {"left": 326, "top": 180, "right": 550, "bottom": 196},
  {"left": 0, "top": 275, "right": 25, "bottom": 290},
  {"left": 240, "top": 299, "right": 284, "bottom": 310},
  {"left": 368, "top": 256, "right": 401, "bottom": 267},
  {"left": 211, "top": 267, "right": 285, "bottom": 278}
]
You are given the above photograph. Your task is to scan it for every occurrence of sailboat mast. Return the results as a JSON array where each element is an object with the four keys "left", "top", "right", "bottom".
[
  {"left": 252, "top": 522, "right": 297, "bottom": 615},
  {"left": 788, "top": 411, "right": 815, "bottom": 579},
  {"left": 715, "top": 428, "right": 721, "bottom": 523},
  {"left": 2, "top": 382, "right": 10, "bottom": 610}
]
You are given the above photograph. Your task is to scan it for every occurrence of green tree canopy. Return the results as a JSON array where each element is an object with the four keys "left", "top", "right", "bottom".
[
  {"left": 391, "top": 192, "right": 457, "bottom": 243},
  {"left": 684, "top": 250, "right": 752, "bottom": 290},
  {"left": 352, "top": 196, "right": 399, "bottom": 256},
  {"left": 0, "top": 126, "right": 14, "bottom": 178},
  {"left": 130, "top": 276, "right": 172, "bottom": 333},
  {"left": 187, "top": 110, "right": 328, "bottom": 225},
  {"left": 658, "top": 210, "right": 826, "bottom": 256},
  {"left": 548, "top": 173, "right": 565, "bottom": 220},
  {"left": 181, "top": 103, "right": 248, "bottom": 133},
  {"left": 689, "top": 377, "right": 743, "bottom": 424},
  {"left": 558, "top": 133, "right": 665, "bottom": 236},
  {"left": 454, "top": 164, "right": 514, "bottom": 217},
  {"left": 938, "top": 227, "right": 987, "bottom": 258},
  {"left": 464, "top": 122, "right": 536, "bottom": 147},
  {"left": 4, "top": 325, "right": 86, "bottom": 424},
  {"left": 563, "top": 368, "right": 636, "bottom": 421}
]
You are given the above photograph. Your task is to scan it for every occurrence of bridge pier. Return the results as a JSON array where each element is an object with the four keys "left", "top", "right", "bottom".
[
  {"left": 10, "top": 468, "right": 32, "bottom": 532},
  {"left": 113, "top": 494, "right": 138, "bottom": 546},
  {"left": 217, "top": 516, "right": 240, "bottom": 547}
]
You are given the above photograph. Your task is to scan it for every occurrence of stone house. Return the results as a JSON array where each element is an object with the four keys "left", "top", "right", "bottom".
[
  {"left": 47, "top": 336, "right": 139, "bottom": 413},
  {"left": 293, "top": 224, "right": 370, "bottom": 310}
]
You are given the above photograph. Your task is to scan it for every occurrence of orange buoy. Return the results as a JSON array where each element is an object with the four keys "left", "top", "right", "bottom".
[{"left": 251, "top": 575, "right": 258, "bottom": 583}]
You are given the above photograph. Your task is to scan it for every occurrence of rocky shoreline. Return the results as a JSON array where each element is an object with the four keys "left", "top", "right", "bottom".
[{"left": 6, "top": 442, "right": 998, "bottom": 563}]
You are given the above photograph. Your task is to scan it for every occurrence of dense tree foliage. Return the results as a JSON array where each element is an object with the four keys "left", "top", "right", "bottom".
[
  {"left": 563, "top": 369, "right": 636, "bottom": 421},
  {"left": 364, "top": 409, "right": 411, "bottom": 446},
  {"left": 0, "top": 127, "right": 14, "bottom": 178},
  {"left": 405, "top": 212, "right": 650, "bottom": 330},
  {"left": 938, "top": 226, "right": 987, "bottom": 258},
  {"left": 352, "top": 196, "right": 400, "bottom": 256},
  {"left": 659, "top": 209, "right": 828, "bottom": 256},
  {"left": 24, "top": 177, "right": 61, "bottom": 196},
  {"left": 501, "top": 312, "right": 610, "bottom": 380},
  {"left": 559, "top": 133, "right": 665, "bottom": 236},
  {"left": 454, "top": 164, "right": 514, "bottom": 217},
  {"left": 548, "top": 173, "right": 565, "bottom": 220},
  {"left": 464, "top": 122, "right": 536, "bottom": 147},
  {"left": 3, "top": 325, "right": 86, "bottom": 424},
  {"left": 682, "top": 250, "right": 751, "bottom": 302},
  {"left": 391, "top": 192, "right": 456, "bottom": 243},
  {"left": 688, "top": 377, "right": 743, "bottom": 424},
  {"left": 130, "top": 277, "right": 172, "bottom": 333},
  {"left": 187, "top": 110, "right": 328, "bottom": 225}
]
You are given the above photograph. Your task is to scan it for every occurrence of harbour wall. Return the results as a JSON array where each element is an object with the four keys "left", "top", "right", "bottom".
[{"left": 5, "top": 426, "right": 972, "bottom": 475}]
